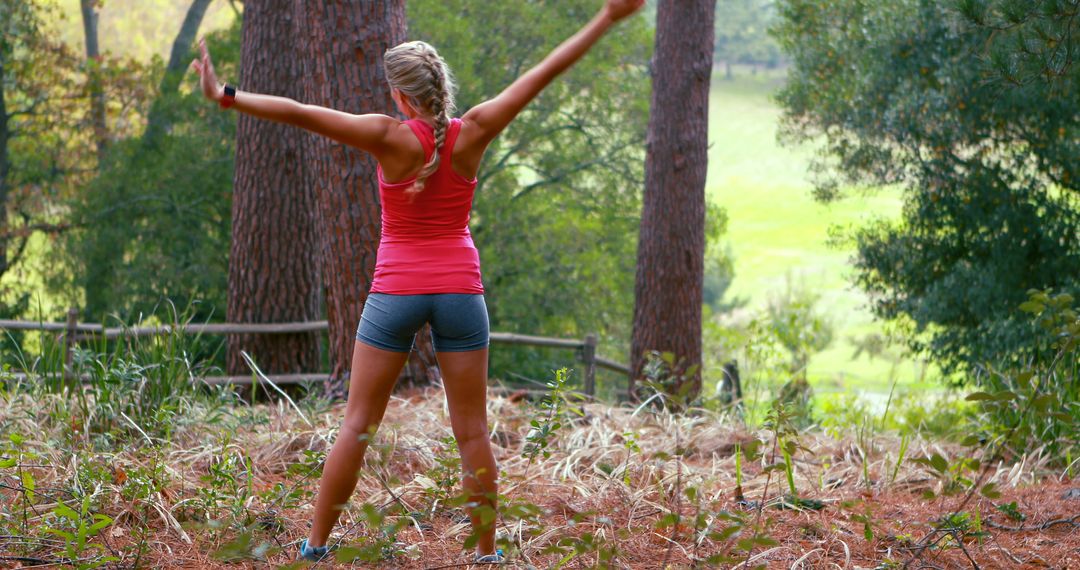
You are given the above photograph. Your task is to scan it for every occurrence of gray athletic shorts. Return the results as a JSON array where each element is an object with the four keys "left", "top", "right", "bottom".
[{"left": 355, "top": 293, "right": 489, "bottom": 353}]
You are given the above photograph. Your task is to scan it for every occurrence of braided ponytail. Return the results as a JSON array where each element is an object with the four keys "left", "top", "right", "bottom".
[{"left": 383, "top": 41, "right": 457, "bottom": 195}]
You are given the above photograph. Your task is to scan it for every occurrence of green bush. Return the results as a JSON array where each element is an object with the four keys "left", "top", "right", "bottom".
[
  {"left": 774, "top": 0, "right": 1080, "bottom": 377},
  {"left": 54, "top": 21, "right": 239, "bottom": 324},
  {"left": 963, "top": 290, "right": 1079, "bottom": 463}
]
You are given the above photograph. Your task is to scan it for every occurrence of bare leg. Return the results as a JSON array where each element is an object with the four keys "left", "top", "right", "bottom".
[
  {"left": 307, "top": 341, "right": 409, "bottom": 547},
  {"left": 437, "top": 348, "right": 498, "bottom": 556}
]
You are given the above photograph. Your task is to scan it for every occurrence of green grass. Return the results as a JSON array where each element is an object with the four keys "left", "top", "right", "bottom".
[{"left": 706, "top": 68, "right": 935, "bottom": 397}]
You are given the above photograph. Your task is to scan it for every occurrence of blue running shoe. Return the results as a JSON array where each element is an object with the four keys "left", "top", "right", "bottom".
[
  {"left": 474, "top": 549, "right": 505, "bottom": 564},
  {"left": 298, "top": 538, "right": 330, "bottom": 562}
]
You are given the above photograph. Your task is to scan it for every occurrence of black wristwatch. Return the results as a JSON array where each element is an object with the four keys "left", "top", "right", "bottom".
[{"left": 219, "top": 84, "right": 236, "bottom": 109}]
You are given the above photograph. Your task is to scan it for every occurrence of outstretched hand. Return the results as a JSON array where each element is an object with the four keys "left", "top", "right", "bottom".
[
  {"left": 604, "top": 0, "right": 646, "bottom": 22},
  {"left": 189, "top": 37, "right": 222, "bottom": 103}
]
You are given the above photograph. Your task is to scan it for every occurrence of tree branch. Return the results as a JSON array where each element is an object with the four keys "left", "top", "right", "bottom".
[
  {"left": 143, "top": 0, "right": 213, "bottom": 146},
  {"left": 0, "top": 221, "right": 72, "bottom": 241},
  {"left": 510, "top": 139, "right": 642, "bottom": 201},
  {"left": 478, "top": 123, "right": 589, "bottom": 186}
]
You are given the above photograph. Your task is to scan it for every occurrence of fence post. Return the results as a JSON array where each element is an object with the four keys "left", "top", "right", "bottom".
[
  {"left": 722, "top": 359, "right": 743, "bottom": 418},
  {"left": 63, "top": 307, "right": 78, "bottom": 384},
  {"left": 582, "top": 333, "right": 597, "bottom": 397},
  {"left": 722, "top": 360, "right": 742, "bottom": 401}
]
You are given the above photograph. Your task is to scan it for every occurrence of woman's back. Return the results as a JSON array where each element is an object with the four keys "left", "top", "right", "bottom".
[
  {"left": 372, "top": 117, "right": 483, "bottom": 295},
  {"left": 378, "top": 118, "right": 477, "bottom": 244}
]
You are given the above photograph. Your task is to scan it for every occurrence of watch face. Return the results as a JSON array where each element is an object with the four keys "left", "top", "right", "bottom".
[{"left": 225, "top": 85, "right": 236, "bottom": 97}]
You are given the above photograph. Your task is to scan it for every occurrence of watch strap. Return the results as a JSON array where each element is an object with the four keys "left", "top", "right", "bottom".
[{"left": 219, "top": 84, "right": 236, "bottom": 109}]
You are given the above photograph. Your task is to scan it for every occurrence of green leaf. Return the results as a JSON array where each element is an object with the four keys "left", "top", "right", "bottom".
[
  {"left": 1019, "top": 301, "right": 1044, "bottom": 314},
  {"left": 929, "top": 453, "right": 949, "bottom": 473},
  {"left": 711, "top": 525, "right": 741, "bottom": 541},
  {"left": 54, "top": 503, "right": 80, "bottom": 521},
  {"left": 991, "top": 390, "right": 1017, "bottom": 402},
  {"left": 657, "top": 513, "right": 679, "bottom": 528},
  {"left": 334, "top": 546, "right": 364, "bottom": 562},
  {"left": 463, "top": 532, "right": 480, "bottom": 550},
  {"left": 21, "top": 471, "right": 35, "bottom": 502},
  {"left": 45, "top": 528, "right": 74, "bottom": 541},
  {"left": 1031, "top": 394, "right": 1056, "bottom": 412},
  {"left": 90, "top": 514, "right": 113, "bottom": 533}
]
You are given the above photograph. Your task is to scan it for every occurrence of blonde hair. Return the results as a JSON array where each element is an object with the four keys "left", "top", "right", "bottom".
[{"left": 384, "top": 41, "right": 457, "bottom": 194}]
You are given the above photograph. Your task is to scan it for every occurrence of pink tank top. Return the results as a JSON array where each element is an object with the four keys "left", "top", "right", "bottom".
[{"left": 369, "top": 118, "right": 484, "bottom": 295}]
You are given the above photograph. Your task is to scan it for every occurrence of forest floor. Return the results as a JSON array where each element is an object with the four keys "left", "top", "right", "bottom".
[{"left": 2, "top": 387, "right": 1076, "bottom": 570}]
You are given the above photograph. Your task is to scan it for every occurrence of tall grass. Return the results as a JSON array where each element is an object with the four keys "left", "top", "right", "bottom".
[{"left": 3, "top": 303, "right": 233, "bottom": 441}]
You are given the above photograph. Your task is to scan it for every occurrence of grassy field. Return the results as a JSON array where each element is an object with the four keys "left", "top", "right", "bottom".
[{"left": 705, "top": 68, "right": 933, "bottom": 398}]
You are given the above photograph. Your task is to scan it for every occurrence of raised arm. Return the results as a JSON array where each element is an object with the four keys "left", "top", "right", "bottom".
[
  {"left": 190, "top": 38, "right": 397, "bottom": 155},
  {"left": 460, "top": 0, "right": 645, "bottom": 148}
]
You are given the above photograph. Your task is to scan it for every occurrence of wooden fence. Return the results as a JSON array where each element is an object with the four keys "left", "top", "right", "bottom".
[{"left": 0, "top": 308, "right": 631, "bottom": 396}]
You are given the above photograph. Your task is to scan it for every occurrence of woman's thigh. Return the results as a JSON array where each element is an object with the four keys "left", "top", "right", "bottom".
[
  {"left": 436, "top": 348, "right": 491, "bottom": 442},
  {"left": 343, "top": 340, "right": 410, "bottom": 431}
]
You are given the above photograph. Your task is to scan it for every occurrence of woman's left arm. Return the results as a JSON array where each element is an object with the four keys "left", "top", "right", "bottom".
[{"left": 191, "top": 38, "right": 396, "bottom": 153}]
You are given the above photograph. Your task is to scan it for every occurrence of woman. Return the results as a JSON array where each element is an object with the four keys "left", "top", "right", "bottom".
[{"left": 191, "top": 0, "right": 644, "bottom": 563}]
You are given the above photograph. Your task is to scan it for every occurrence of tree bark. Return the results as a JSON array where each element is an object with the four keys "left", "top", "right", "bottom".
[
  {"left": 292, "top": 0, "right": 411, "bottom": 392},
  {"left": 400, "top": 325, "right": 440, "bottom": 388},
  {"left": 143, "top": 0, "right": 214, "bottom": 146},
  {"left": 227, "top": 0, "right": 322, "bottom": 376},
  {"left": 0, "top": 52, "right": 9, "bottom": 278},
  {"left": 629, "top": 0, "right": 716, "bottom": 401},
  {"left": 79, "top": 0, "right": 107, "bottom": 162}
]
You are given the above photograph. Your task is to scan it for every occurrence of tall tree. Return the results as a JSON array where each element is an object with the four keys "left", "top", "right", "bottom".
[
  {"left": 0, "top": 7, "right": 12, "bottom": 280},
  {"left": 143, "top": 0, "right": 214, "bottom": 146},
  {"left": 59, "top": 22, "right": 237, "bottom": 323},
  {"left": 1, "top": 0, "right": 84, "bottom": 283},
  {"left": 630, "top": 0, "right": 716, "bottom": 400},
  {"left": 226, "top": 0, "right": 322, "bottom": 376},
  {"left": 293, "top": 0, "right": 407, "bottom": 388},
  {"left": 79, "top": 0, "right": 107, "bottom": 161},
  {"left": 774, "top": 0, "right": 1079, "bottom": 376}
]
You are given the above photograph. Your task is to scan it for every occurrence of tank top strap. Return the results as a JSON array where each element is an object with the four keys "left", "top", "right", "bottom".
[
  {"left": 440, "top": 118, "right": 463, "bottom": 160},
  {"left": 403, "top": 119, "right": 436, "bottom": 162}
]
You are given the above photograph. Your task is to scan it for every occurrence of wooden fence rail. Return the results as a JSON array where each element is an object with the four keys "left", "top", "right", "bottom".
[{"left": 0, "top": 311, "right": 631, "bottom": 396}]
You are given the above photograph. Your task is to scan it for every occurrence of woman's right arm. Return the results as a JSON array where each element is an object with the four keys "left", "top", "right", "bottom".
[
  {"left": 460, "top": 0, "right": 645, "bottom": 148},
  {"left": 191, "top": 38, "right": 397, "bottom": 155}
]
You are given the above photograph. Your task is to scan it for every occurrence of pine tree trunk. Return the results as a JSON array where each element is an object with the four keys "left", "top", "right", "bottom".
[
  {"left": 227, "top": 0, "right": 322, "bottom": 376},
  {"left": 629, "top": 0, "right": 716, "bottom": 402},
  {"left": 79, "top": 0, "right": 107, "bottom": 161},
  {"left": 293, "top": 0, "right": 411, "bottom": 391}
]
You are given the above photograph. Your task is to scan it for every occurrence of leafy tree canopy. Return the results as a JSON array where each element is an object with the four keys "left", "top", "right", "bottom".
[
  {"left": 774, "top": 0, "right": 1079, "bottom": 378},
  {"left": 715, "top": 0, "right": 784, "bottom": 71},
  {"left": 53, "top": 20, "right": 239, "bottom": 323}
]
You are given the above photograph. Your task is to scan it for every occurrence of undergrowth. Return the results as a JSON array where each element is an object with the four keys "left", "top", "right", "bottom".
[{"left": 0, "top": 292, "right": 1076, "bottom": 568}]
